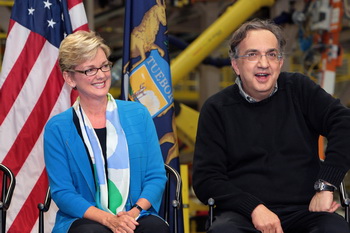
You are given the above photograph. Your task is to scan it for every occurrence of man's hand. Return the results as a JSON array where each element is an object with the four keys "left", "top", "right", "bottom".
[
  {"left": 251, "top": 204, "right": 284, "bottom": 233},
  {"left": 309, "top": 191, "right": 340, "bottom": 212}
]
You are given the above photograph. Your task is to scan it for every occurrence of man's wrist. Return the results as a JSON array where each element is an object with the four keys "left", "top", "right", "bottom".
[{"left": 314, "top": 179, "right": 336, "bottom": 192}]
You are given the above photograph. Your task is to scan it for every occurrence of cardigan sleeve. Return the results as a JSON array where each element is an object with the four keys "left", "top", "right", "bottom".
[
  {"left": 44, "top": 112, "right": 95, "bottom": 218},
  {"left": 139, "top": 105, "right": 166, "bottom": 212}
]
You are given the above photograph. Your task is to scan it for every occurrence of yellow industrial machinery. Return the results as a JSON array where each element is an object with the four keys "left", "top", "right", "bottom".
[{"left": 0, "top": 1, "right": 13, "bottom": 6}]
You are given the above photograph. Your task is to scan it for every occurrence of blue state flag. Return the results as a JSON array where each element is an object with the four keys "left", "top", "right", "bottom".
[
  {"left": 121, "top": 1, "right": 183, "bottom": 232},
  {"left": 121, "top": 0, "right": 179, "bottom": 174}
]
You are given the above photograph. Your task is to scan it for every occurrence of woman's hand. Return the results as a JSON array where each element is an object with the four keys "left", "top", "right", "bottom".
[
  {"left": 83, "top": 206, "right": 139, "bottom": 233},
  {"left": 105, "top": 212, "right": 139, "bottom": 233}
]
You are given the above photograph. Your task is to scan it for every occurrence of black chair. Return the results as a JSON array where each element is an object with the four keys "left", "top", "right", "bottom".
[
  {"left": 0, "top": 164, "right": 16, "bottom": 233},
  {"left": 207, "top": 181, "right": 350, "bottom": 228},
  {"left": 339, "top": 180, "right": 350, "bottom": 224},
  {"left": 38, "top": 186, "right": 51, "bottom": 233},
  {"left": 163, "top": 164, "right": 182, "bottom": 233},
  {"left": 38, "top": 164, "right": 182, "bottom": 233}
]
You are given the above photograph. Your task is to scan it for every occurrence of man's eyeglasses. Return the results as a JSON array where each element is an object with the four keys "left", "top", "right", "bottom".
[
  {"left": 68, "top": 62, "right": 113, "bottom": 76},
  {"left": 235, "top": 51, "right": 282, "bottom": 62}
]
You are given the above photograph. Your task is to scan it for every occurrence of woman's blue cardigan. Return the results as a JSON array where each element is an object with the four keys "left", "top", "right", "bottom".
[{"left": 44, "top": 100, "right": 166, "bottom": 233}]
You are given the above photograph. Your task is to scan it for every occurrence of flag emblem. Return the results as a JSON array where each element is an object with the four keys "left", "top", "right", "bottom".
[{"left": 129, "top": 50, "right": 173, "bottom": 117}]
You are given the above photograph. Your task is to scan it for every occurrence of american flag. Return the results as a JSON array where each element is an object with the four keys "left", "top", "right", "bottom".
[{"left": 0, "top": 0, "right": 88, "bottom": 232}]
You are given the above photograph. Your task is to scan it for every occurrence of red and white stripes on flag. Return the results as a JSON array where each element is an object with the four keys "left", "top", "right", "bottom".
[{"left": 0, "top": 0, "right": 88, "bottom": 232}]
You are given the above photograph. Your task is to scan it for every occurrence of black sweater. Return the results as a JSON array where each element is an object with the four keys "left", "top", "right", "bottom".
[{"left": 192, "top": 72, "right": 350, "bottom": 218}]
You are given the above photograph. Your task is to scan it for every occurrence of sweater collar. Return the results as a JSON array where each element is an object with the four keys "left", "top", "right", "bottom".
[{"left": 235, "top": 77, "right": 278, "bottom": 103}]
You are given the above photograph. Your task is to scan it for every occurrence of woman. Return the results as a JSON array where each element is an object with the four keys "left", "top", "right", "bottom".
[{"left": 44, "top": 30, "right": 169, "bottom": 233}]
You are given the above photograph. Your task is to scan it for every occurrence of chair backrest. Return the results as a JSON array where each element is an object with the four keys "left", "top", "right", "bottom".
[
  {"left": 162, "top": 164, "right": 182, "bottom": 233},
  {"left": 0, "top": 164, "right": 16, "bottom": 233},
  {"left": 38, "top": 164, "right": 182, "bottom": 233}
]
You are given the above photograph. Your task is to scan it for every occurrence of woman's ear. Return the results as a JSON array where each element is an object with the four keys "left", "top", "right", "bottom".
[{"left": 63, "top": 71, "right": 76, "bottom": 89}]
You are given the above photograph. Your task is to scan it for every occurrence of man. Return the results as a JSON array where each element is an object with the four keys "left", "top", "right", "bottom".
[{"left": 192, "top": 18, "right": 350, "bottom": 233}]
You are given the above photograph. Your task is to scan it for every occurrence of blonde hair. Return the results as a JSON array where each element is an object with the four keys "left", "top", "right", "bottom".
[{"left": 58, "top": 31, "right": 111, "bottom": 72}]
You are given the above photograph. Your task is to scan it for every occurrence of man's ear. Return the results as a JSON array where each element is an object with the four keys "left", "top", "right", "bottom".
[
  {"left": 279, "top": 57, "right": 284, "bottom": 69},
  {"left": 231, "top": 59, "right": 240, "bottom": 76},
  {"left": 63, "top": 71, "right": 76, "bottom": 89}
]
